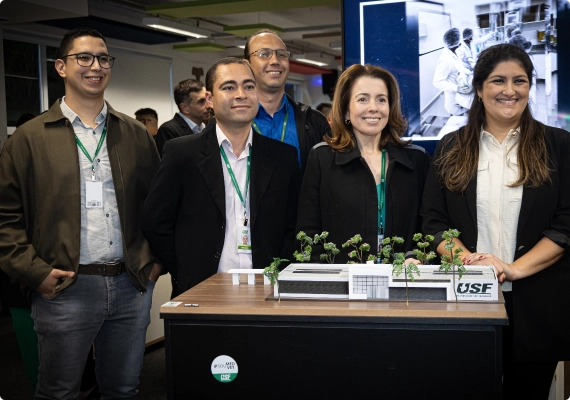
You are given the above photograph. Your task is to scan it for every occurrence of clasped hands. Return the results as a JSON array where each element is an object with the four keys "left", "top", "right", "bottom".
[{"left": 462, "top": 253, "right": 517, "bottom": 283}]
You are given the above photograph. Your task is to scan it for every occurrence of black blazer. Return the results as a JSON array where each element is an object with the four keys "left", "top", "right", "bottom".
[
  {"left": 422, "top": 126, "right": 570, "bottom": 361},
  {"left": 154, "top": 113, "right": 194, "bottom": 156},
  {"left": 297, "top": 141, "right": 430, "bottom": 263},
  {"left": 142, "top": 125, "right": 301, "bottom": 293}
]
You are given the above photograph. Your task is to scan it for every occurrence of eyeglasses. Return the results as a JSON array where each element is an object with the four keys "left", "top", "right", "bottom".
[
  {"left": 61, "top": 53, "right": 115, "bottom": 69},
  {"left": 249, "top": 48, "right": 291, "bottom": 60}
]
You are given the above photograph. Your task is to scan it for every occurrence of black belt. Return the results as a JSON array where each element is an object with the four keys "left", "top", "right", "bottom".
[{"left": 78, "top": 260, "right": 126, "bottom": 276}]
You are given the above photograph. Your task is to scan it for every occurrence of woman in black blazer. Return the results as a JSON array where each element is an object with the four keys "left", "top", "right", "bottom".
[
  {"left": 297, "top": 64, "right": 430, "bottom": 263},
  {"left": 422, "top": 44, "right": 570, "bottom": 399}
]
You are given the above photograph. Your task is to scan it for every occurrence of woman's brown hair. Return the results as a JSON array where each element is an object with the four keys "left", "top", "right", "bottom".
[
  {"left": 436, "top": 44, "right": 550, "bottom": 193},
  {"left": 328, "top": 64, "right": 408, "bottom": 151}
]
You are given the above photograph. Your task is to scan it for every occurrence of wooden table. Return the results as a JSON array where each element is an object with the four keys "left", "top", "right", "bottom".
[{"left": 161, "top": 273, "right": 508, "bottom": 399}]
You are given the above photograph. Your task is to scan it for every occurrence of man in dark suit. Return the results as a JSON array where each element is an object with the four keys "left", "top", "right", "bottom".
[
  {"left": 142, "top": 57, "right": 300, "bottom": 296},
  {"left": 154, "top": 79, "right": 211, "bottom": 155}
]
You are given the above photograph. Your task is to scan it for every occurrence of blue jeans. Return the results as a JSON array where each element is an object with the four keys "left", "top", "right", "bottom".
[{"left": 31, "top": 272, "right": 155, "bottom": 400}]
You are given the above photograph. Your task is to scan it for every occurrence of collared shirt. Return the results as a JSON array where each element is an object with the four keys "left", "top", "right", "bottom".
[
  {"left": 476, "top": 127, "right": 522, "bottom": 292},
  {"left": 177, "top": 112, "right": 205, "bottom": 134},
  {"left": 253, "top": 94, "right": 300, "bottom": 164},
  {"left": 60, "top": 97, "right": 124, "bottom": 264},
  {"left": 216, "top": 125, "right": 253, "bottom": 272}
]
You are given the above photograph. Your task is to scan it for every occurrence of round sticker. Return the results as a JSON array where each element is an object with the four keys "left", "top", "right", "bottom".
[{"left": 211, "top": 355, "right": 238, "bottom": 383}]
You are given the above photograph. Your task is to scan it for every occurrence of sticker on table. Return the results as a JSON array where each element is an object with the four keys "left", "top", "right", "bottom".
[
  {"left": 211, "top": 355, "right": 238, "bottom": 383},
  {"left": 162, "top": 301, "right": 182, "bottom": 307}
]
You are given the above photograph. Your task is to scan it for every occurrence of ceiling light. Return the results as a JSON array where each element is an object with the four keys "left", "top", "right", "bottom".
[
  {"left": 329, "top": 41, "right": 342, "bottom": 51},
  {"left": 143, "top": 17, "right": 209, "bottom": 39},
  {"left": 234, "top": 39, "right": 246, "bottom": 49},
  {"left": 292, "top": 53, "right": 332, "bottom": 67}
]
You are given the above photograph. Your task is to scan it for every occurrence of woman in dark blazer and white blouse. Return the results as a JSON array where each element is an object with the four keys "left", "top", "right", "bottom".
[
  {"left": 297, "top": 64, "right": 430, "bottom": 263},
  {"left": 422, "top": 44, "right": 570, "bottom": 399}
]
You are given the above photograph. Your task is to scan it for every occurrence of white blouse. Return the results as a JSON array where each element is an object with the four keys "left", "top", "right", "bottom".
[{"left": 476, "top": 128, "right": 522, "bottom": 292}]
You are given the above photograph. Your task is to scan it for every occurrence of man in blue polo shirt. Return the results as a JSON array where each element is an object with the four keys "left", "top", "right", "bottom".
[{"left": 244, "top": 29, "right": 330, "bottom": 172}]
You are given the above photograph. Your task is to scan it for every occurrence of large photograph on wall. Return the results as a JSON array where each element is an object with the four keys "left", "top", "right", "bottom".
[
  {"left": 416, "top": 0, "right": 557, "bottom": 139},
  {"left": 343, "top": 0, "right": 563, "bottom": 151}
]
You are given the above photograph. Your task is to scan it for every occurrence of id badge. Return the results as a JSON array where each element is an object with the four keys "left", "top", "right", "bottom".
[
  {"left": 86, "top": 181, "right": 103, "bottom": 208},
  {"left": 237, "top": 226, "right": 252, "bottom": 253}
]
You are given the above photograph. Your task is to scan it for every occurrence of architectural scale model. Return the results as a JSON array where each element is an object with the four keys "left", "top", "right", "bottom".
[{"left": 276, "top": 264, "right": 499, "bottom": 302}]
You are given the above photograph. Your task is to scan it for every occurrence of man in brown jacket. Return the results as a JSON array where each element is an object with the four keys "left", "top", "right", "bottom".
[{"left": 0, "top": 27, "right": 160, "bottom": 399}]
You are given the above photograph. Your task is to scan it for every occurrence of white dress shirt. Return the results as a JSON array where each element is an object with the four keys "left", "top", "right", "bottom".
[
  {"left": 178, "top": 112, "right": 205, "bottom": 133},
  {"left": 60, "top": 97, "right": 124, "bottom": 264},
  {"left": 216, "top": 125, "right": 253, "bottom": 272},
  {"left": 476, "top": 128, "right": 522, "bottom": 291}
]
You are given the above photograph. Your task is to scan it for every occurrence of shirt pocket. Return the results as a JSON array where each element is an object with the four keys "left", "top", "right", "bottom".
[{"left": 476, "top": 159, "right": 491, "bottom": 200}]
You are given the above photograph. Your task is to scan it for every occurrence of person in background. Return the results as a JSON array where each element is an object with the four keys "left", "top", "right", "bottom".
[
  {"left": 456, "top": 28, "right": 495, "bottom": 72},
  {"left": 154, "top": 79, "right": 210, "bottom": 155},
  {"left": 433, "top": 28, "right": 472, "bottom": 115},
  {"left": 297, "top": 64, "right": 430, "bottom": 263},
  {"left": 135, "top": 107, "right": 159, "bottom": 136},
  {"left": 317, "top": 102, "right": 333, "bottom": 126},
  {"left": 0, "top": 27, "right": 161, "bottom": 399},
  {"left": 142, "top": 57, "right": 300, "bottom": 297},
  {"left": 244, "top": 29, "right": 330, "bottom": 172},
  {"left": 422, "top": 44, "right": 570, "bottom": 399}
]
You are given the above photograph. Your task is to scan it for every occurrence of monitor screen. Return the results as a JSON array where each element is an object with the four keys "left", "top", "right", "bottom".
[{"left": 343, "top": 0, "right": 567, "bottom": 153}]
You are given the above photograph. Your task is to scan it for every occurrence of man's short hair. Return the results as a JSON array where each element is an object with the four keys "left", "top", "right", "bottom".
[
  {"left": 316, "top": 103, "right": 332, "bottom": 113},
  {"left": 174, "top": 79, "right": 205, "bottom": 111},
  {"left": 58, "top": 27, "right": 107, "bottom": 59},
  {"left": 244, "top": 29, "right": 283, "bottom": 60},
  {"left": 135, "top": 108, "right": 158, "bottom": 119},
  {"left": 206, "top": 57, "right": 254, "bottom": 94}
]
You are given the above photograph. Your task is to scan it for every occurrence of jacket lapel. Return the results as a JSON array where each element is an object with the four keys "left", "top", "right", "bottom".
[
  {"left": 105, "top": 104, "right": 127, "bottom": 223},
  {"left": 465, "top": 174, "right": 478, "bottom": 234},
  {"left": 517, "top": 185, "right": 538, "bottom": 234},
  {"left": 198, "top": 127, "right": 226, "bottom": 218},
  {"left": 250, "top": 134, "right": 275, "bottom": 228}
]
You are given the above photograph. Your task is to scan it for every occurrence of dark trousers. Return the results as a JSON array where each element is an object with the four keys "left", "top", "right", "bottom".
[{"left": 502, "top": 291, "right": 558, "bottom": 400}]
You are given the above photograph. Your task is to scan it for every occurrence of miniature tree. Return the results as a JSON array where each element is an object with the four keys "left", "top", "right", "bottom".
[
  {"left": 381, "top": 236, "right": 419, "bottom": 305},
  {"left": 293, "top": 231, "right": 313, "bottom": 262},
  {"left": 439, "top": 229, "right": 466, "bottom": 303},
  {"left": 263, "top": 258, "right": 287, "bottom": 302},
  {"left": 342, "top": 234, "right": 376, "bottom": 264},
  {"left": 314, "top": 231, "right": 340, "bottom": 264},
  {"left": 412, "top": 233, "right": 437, "bottom": 265}
]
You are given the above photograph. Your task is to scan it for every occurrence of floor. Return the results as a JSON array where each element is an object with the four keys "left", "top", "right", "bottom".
[{"left": 0, "top": 312, "right": 167, "bottom": 400}]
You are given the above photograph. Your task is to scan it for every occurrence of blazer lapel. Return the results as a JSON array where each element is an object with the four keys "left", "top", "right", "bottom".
[
  {"left": 249, "top": 134, "right": 275, "bottom": 228},
  {"left": 465, "top": 174, "right": 478, "bottom": 234},
  {"left": 198, "top": 128, "right": 226, "bottom": 218},
  {"left": 517, "top": 185, "right": 538, "bottom": 234}
]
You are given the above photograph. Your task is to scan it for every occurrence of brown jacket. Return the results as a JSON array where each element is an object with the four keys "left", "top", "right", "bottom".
[{"left": 0, "top": 100, "right": 160, "bottom": 293}]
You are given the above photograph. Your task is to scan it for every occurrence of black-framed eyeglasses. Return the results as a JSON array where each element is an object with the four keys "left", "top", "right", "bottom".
[
  {"left": 249, "top": 48, "right": 291, "bottom": 60},
  {"left": 61, "top": 53, "right": 115, "bottom": 69}
]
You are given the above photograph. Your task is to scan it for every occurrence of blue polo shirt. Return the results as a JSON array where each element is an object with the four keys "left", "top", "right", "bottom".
[{"left": 253, "top": 95, "right": 300, "bottom": 165}]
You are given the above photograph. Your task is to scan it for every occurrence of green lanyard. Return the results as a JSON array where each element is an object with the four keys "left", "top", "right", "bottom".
[
  {"left": 377, "top": 149, "right": 387, "bottom": 237},
  {"left": 75, "top": 126, "right": 107, "bottom": 181},
  {"left": 252, "top": 106, "right": 289, "bottom": 142},
  {"left": 220, "top": 145, "right": 252, "bottom": 226}
]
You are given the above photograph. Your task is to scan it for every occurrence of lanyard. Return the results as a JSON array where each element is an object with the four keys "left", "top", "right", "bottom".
[
  {"left": 252, "top": 106, "right": 289, "bottom": 142},
  {"left": 220, "top": 145, "right": 252, "bottom": 226},
  {"left": 75, "top": 126, "right": 107, "bottom": 181},
  {"left": 377, "top": 149, "right": 387, "bottom": 236}
]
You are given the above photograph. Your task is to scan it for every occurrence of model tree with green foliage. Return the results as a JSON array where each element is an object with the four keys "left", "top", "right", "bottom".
[
  {"left": 293, "top": 231, "right": 313, "bottom": 262},
  {"left": 381, "top": 236, "right": 419, "bottom": 305},
  {"left": 342, "top": 234, "right": 376, "bottom": 264},
  {"left": 263, "top": 258, "right": 287, "bottom": 302},
  {"left": 439, "top": 229, "right": 466, "bottom": 303},
  {"left": 313, "top": 231, "right": 340, "bottom": 264}
]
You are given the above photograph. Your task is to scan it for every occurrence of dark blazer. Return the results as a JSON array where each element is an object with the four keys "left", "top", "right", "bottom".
[
  {"left": 287, "top": 94, "right": 331, "bottom": 173},
  {"left": 297, "top": 141, "right": 430, "bottom": 263},
  {"left": 154, "top": 113, "right": 194, "bottom": 156},
  {"left": 422, "top": 126, "right": 570, "bottom": 361},
  {"left": 142, "top": 124, "right": 301, "bottom": 293}
]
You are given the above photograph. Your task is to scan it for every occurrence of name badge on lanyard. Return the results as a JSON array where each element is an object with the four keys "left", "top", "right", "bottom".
[
  {"left": 220, "top": 144, "right": 253, "bottom": 254},
  {"left": 76, "top": 126, "right": 106, "bottom": 209}
]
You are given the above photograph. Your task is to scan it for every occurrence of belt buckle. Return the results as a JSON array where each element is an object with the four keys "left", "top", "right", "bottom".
[{"left": 103, "top": 260, "right": 121, "bottom": 275}]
